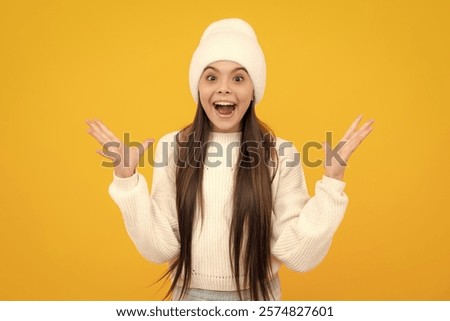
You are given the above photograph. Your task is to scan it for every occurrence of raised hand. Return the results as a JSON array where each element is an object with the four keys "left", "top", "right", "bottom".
[
  {"left": 322, "top": 115, "right": 375, "bottom": 181},
  {"left": 86, "top": 119, "right": 154, "bottom": 178}
]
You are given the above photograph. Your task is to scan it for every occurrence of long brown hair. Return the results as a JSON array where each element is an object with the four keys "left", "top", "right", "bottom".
[{"left": 162, "top": 100, "right": 278, "bottom": 300}]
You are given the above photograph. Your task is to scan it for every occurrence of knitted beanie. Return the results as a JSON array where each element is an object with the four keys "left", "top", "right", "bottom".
[{"left": 189, "top": 18, "right": 266, "bottom": 104}]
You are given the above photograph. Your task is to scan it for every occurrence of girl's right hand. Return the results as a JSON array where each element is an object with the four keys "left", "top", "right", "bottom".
[{"left": 86, "top": 119, "right": 154, "bottom": 178}]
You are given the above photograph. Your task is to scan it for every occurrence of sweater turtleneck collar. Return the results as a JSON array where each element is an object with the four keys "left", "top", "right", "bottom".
[{"left": 209, "top": 131, "right": 241, "bottom": 145}]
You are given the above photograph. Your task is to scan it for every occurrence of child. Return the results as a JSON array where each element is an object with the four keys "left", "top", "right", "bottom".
[{"left": 86, "top": 18, "right": 374, "bottom": 301}]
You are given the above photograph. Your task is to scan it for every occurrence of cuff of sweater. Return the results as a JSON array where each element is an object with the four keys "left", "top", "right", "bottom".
[
  {"left": 321, "top": 175, "right": 346, "bottom": 192},
  {"left": 111, "top": 170, "right": 139, "bottom": 191}
]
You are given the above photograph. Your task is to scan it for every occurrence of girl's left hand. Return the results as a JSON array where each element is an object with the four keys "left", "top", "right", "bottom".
[{"left": 322, "top": 115, "right": 375, "bottom": 181}]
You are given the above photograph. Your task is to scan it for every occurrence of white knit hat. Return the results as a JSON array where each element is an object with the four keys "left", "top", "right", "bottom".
[{"left": 189, "top": 18, "right": 266, "bottom": 104}]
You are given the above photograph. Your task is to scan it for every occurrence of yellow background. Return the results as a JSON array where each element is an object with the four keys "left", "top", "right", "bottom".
[{"left": 1, "top": 0, "right": 449, "bottom": 300}]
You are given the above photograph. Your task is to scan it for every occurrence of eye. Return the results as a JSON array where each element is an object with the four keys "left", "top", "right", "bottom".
[
  {"left": 206, "top": 75, "right": 217, "bottom": 81},
  {"left": 233, "top": 75, "right": 244, "bottom": 82}
]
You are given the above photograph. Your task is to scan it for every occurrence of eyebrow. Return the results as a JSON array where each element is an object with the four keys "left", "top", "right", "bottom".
[{"left": 203, "top": 66, "right": 248, "bottom": 73}]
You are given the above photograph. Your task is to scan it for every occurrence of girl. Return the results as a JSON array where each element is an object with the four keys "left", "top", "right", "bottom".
[{"left": 86, "top": 18, "right": 374, "bottom": 301}]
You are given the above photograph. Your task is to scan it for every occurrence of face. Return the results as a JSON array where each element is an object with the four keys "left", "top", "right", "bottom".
[{"left": 198, "top": 60, "right": 254, "bottom": 133}]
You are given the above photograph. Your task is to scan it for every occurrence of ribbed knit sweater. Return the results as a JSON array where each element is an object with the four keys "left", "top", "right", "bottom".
[{"left": 108, "top": 130, "right": 348, "bottom": 291}]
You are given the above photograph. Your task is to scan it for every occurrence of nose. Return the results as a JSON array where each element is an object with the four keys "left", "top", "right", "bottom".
[
  {"left": 217, "top": 80, "right": 231, "bottom": 95},
  {"left": 217, "top": 88, "right": 231, "bottom": 94}
]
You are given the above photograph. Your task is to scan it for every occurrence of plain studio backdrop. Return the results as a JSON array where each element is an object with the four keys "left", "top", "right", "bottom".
[{"left": 0, "top": 0, "right": 449, "bottom": 300}]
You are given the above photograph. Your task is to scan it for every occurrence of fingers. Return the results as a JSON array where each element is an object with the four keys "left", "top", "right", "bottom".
[
  {"left": 342, "top": 122, "right": 374, "bottom": 158},
  {"left": 87, "top": 124, "right": 109, "bottom": 145},
  {"left": 93, "top": 119, "right": 121, "bottom": 143},
  {"left": 335, "top": 117, "right": 375, "bottom": 162},
  {"left": 86, "top": 119, "right": 122, "bottom": 149},
  {"left": 349, "top": 119, "right": 375, "bottom": 143},
  {"left": 342, "top": 114, "right": 363, "bottom": 140},
  {"left": 342, "top": 115, "right": 375, "bottom": 141},
  {"left": 353, "top": 119, "right": 375, "bottom": 137},
  {"left": 86, "top": 119, "right": 111, "bottom": 145},
  {"left": 86, "top": 119, "right": 155, "bottom": 162}
]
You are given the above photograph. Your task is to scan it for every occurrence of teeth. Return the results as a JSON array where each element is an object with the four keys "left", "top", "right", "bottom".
[{"left": 214, "top": 102, "right": 235, "bottom": 106}]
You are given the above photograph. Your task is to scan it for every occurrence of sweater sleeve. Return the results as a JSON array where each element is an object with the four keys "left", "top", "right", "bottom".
[
  {"left": 108, "top": 133, "right": 180, "bottom": 264},
  {"left": 271, "top": 142, "right": 348, "bottom": 272}
]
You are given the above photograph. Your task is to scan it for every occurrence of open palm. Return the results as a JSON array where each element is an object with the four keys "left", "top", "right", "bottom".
[
  {"left": 323, "top": 115, "right": 375, "bottom": 181},
  {"left": 86, "top": 119, "right": 153, "bottom": 178}
]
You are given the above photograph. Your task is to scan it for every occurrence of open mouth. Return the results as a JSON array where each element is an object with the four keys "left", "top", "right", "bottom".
[{"left": 214, "top": 102, "right": 236, "bottom": 116}]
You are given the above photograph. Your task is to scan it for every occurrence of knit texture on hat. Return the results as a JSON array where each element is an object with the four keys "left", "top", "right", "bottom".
[{"left": 189, "top": 18, "right": 266, "bottom": 104}]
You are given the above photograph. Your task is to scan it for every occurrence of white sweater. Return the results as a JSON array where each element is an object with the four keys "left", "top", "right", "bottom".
[{"left": 108, "top": 131, "right": 348, "bottom": 291}]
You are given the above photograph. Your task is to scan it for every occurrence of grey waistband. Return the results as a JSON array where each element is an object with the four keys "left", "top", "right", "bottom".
[{"left": 172, "top": 274, "right": 281, "bottom": 301}]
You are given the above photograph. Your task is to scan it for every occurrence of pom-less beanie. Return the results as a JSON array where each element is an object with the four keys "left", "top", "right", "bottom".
[{"left": 189, "top": 18, "right": 266, "bottom": 104}]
